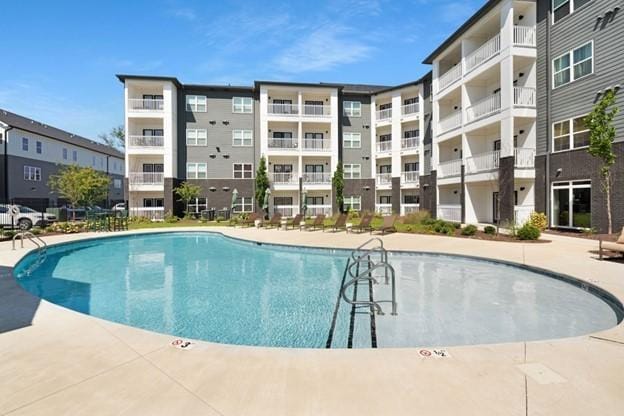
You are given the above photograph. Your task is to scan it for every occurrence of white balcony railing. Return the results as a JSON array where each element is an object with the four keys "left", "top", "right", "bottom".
[
  {"left": 465, "top": 150, "right": 500, "bottom": 174},
  {"left": 438, "top": 65, "right": 462, "bottom": 92},
  {"left": 302, "top": 172, "right": 331, "bottom": 184},
  {"left": 437, "top": 159, "right": 462, "bottom": 178},
  {"left": 514, "top": 25, "right": 536, "bottom": 47},
  {"left": 513, "top": 87, "right": 536, "bottom": 107},
  {"left": 268, "top": 137, "right": 299, "bottom": 149},
  {"left": 268, "top": 103, "right": 299, "bottom": 115},
  {"left": 514, "top": 205, "right": 534, "bottom": 225},
  {"left": 305, "top": 205, "right": 332, "bottom": 217},
  {"left": 376, "top": 173, "right": 392, "bottom": 185},
  {"left": 376, "top": 141, "right": 392, "bottom": 153},
  {"left": 274, "top": 205, "right": 299, "bottom": 217},
  {"left": 466, "top": 92, "right": 501, "bottom": 123},
  {"left": 269, "top": 172, "right": 298, "bottom": 185},
  {"left": 376, "top": 204, "right": 393, "bottom": 215},
  {"left": 128, "top": 172, "right": 164, "bottom": 185},
  {"left": 438, "top": 111, "right": 462, "bottom": 134},
  {"left": 401, "top": 102, "right": 419, "bottom": 116},
  {"left": 128, "top": 98, "right": 164, "bottom": 112},
  {"left": 464, "top": 34, "right": 500, "bottom": 74},
  {"left": 515, "top": 147, "right": 535, "bottom": 168},
  {"left": 376, "top": 108, "right": 392, "bottom": 121},
  {"left": 129, "top": 207, "right": 165, "bottom": 220},
  {"left": 401, "top": 204, "right": 420, "bottom": 215},
  {"left": 401, "top": 137, "right": 419, "bottom": 150},
  {"left": 128, "top": 135, "right": 164, "bottom": 148},
  {"left": 303, "top": 104, "right": 331, "bottom": 117},
  {"left": 303, "top": 139, "right": 331, "bottom": 151},
  {"left": 401, "top": 171, "right": 419, "bottom": 185},
  {"left": 437, "top": 205, "right": 461, "bottom": 223}
]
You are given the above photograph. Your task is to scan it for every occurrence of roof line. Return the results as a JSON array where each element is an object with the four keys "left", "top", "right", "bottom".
[{"left": 372, "top": 72, "right": 432, "bottom": 95}]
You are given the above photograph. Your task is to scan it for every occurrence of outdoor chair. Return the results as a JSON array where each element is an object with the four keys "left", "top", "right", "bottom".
[
  {"left": 374, "top": 215, "right": 398, "bottom": 235},
  {"left": 286, "top": 214, "right": 304, "bottom": 230},
  {"left": 303, "top": 214, "right": 326, "bottom": 231},
  {"left": 599, "top": 227, "right": 624, "bottom": 260},
  {"left": 241, "top": 212, "right": 261, "bottom": 227},
  {"left": 352, "top": 213, "right": 374, "bottom": 234},
  {"left": 323, "top": 213, "right": 348, "bottom": 232},
  {"left": 264, "top": 213, "right": 283, "bottom": 229}
]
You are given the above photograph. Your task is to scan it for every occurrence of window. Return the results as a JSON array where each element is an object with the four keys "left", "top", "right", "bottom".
[
  {"left": 62, "top": 148, "right": 68, "bottom": 160},
  {"left": 379, "top": 195, "right": 392, "bottom": 204},
  {"left": 404, "top": 194, "right": 419, "bottom": 204},
  {"left": 343, "top": 164, "right": 361, "bottom": 179},
  {"left": 186, "top": 163, "right": 207, "bottom": 179},
  {"left": 22, "top": 137, "right": 28, "bottom": 151},
  {"left": 72, "top": 150, "right": 78, "bottom": 162},
  {"left": 186, "top": 95, "right": 207, "bottom": 112},
  {"left": 232, "top": 129, "right": 253, "bottom": 147},
  {"left": 113, "top": 179, "right": 122, "bottom": 189},
  {"left": 92, "top": 156, "right": 96, "bottom": 166},
  {"left": 344, "top": 196, "right": 361, "bottom": 211},
  {"left": 186, "top": 129, "right": 208, "bottom": 146},
  {"left": 404, "top": 162, "right": 419, "bottom": 172},
  {"left": 553, "top": 41, "right": 593, "bottom": 88},
  {"left": 233, "top": 197, "right": 253, "bottom": 213},
  {"left": 343, "top": 132, "right": 361, "bottom": 149},
  {"left": 403, "top": 97, "right": 418, "bottom": 105},
  {"left": 552, "top": 180, "right": 591, "bottom": 228},
  {"left": 188, "top": 197, "right": 208, "bottom": 213},
  {"left": 36, "top": 141, "right": 42, "bottom": 154},
  {"left": 274, "top": 196, "right": 293, "bottom": 206},
  {"left": 552, "top": 115, "right": 590, "bottom": 151},
  {"left": 553, "top": 0, "right": 592, "bottom": 23},
  {"left": 23, "top": 165, "right": 41, "bottom": 181},
  {"left": 232, "top": 97, "right": 253, "bottom": 113},
  {"left": 404, "top": 130, "right": 419, "bottom": 139},
  {"left": 143, "top": 198, "right": 164, "bottom": 208},
  {"left": 343, "top": 101, "right": 361, "bottom": 117},
  {"left": 233, "top": 163, "right": 253, "bottom": 179}
]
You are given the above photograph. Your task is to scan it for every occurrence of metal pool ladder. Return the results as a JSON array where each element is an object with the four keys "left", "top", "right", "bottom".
[
  {"left": 12, "top": 231, "right": 48, "bottom": 276},
  {"left": 340, "top": 238, "right": 397, "bottom": 316}
]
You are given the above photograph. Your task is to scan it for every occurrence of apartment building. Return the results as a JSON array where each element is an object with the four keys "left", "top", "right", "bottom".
[
  {"left": 425, "top": 0, "right": 538, "bottom": 226},
  {"left": 0, "top": 109, "right": 125, "bottom": 207},
  {"left": 535, "top": 0, "right": 624, "bottom": 233}
]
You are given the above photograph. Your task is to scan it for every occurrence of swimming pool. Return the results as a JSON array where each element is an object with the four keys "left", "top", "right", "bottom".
[{"left": 13, "top": 232, "right": 623, "bottom": 348}]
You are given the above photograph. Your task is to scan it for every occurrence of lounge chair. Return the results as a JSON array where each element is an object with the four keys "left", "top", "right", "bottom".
[
  {"left": 352, "top": 213, "right": 373, "bottom": 234},
  {"left": 374, "top": 215, "right": 398, "bottom": 235},
  {"left": 599, "top": 227, "right": 624, "bottom": 260},
  {"left": 304, "top": 214, "right": 326, "bottom": 231},
  {"left": 286, "top": 214, "right": 304, "bottom": 230},
  {"left": 264, "top": 213, "right": 283, "bottom": 229},
  {"left": 241, "top": 212, "right": 261, "bottom": 227},
  {"left": 323, "top": 213, "right": 348, "bottom": 232}
]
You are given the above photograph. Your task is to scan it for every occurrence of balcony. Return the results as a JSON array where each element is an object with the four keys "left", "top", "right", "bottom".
[
  {"left": 376, "top": 204, "right": 393, "bottom": 215},
  {"left": 302, "top": 139, "right": 331, "bottom": 152},
  {"left": 464, "top": 34, "right": 500, "bottom": 74},
  {"left": 466, "top": 92, "right": 501, "bottom": 123},
  {"left": 376, "top": 141, "right": 392, "bottom": 153},
  {"left": 274, "top": 205, "right": 299, "bottom": 217},
  {"left": 438, "top": 65, "right": 462, "bottom": 92},
  {"left": 129, "top": 207, "right": 164, "bottom": 220},
  {"left": 401, "top": 171, "right": 419, "bottom": 186},
  {"left": 376, "top": 173, "right": 392, "bottom": 186},
  {"left": 465, "top": 150, "right": 500, "bottom": 174},
  {"left": 513, "top": 87, "right": 536, "bottom": 108},
  {"left": 514, "top": 25, "right": 536, "bottom": 47},
  {"left": 268, "top": 137, "right": 299, "bottom": 150},
  {"left": 401, "top": 102, "right": 419, "bottom": 116},
  {"left": 514, "top": 147, "right": 535, "bottom": 168},
  {"left": 128, "top": 98, "right": 164, "bottom": 112},
  {"left": 128, "top": 135, "right": 164, "bottom": 148},
  {"left": 439, "top": 111, "right": 462, "bottom": 134},
  {"left": 268, "top": 103, "right": 299, "bottom": 116},
  {"left": 401, "top": 137, "right": 419, "bottom": 150},
  {"left": 437, "top": 159, "right": 462, "bottom": 178},
  {"left": 401, "top": 204, "right": 419, "bottom": 215},
  {"left": 376, "top": 108, "right": 392, "bottom": 122},
  {"left": 305, "top": 205, "right": 332, "bottom": 216},
  {"left": 269, "top": 172, "right": 298, "bottom": 185},
  {"left": 302, "top": 172, "right": 331, "bottom": 185},
  {"left": 302, "top": 104, "right": 331, "bottom": 117},
  {"left": 128, "top": 172, "right": 164, "bottom": 191},
  {"left": 437, "top": 205, "right": 461, "bottom": 222}
]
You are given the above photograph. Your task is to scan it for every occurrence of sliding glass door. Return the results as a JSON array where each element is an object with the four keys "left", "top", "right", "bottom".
[{"left": 552, "top": 180, "right": 591, "bottom": 229}]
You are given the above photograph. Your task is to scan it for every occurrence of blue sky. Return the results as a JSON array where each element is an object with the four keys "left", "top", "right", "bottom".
[{"left": 0, "top": 0, "right": 483, "bottom": 141}]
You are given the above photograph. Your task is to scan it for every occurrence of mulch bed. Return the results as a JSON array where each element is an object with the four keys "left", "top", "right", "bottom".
[
  {"left": 450, "top": 230, "right": 551, "bottom": 243},
  {"left": 544, "top": 229, "right": 618, "bottom": 242}
]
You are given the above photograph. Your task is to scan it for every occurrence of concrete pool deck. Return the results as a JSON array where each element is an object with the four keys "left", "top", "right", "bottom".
[{"left": 0, "top": 227, "right": 623, "bottom": 415}]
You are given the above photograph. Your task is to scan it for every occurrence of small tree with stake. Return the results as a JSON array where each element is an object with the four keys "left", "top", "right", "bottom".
[
  {"left": 586, "top": 90, "right": 619, "bottom": 234},
  {"left": 48, "top": 165, "right": 110, "bottom": 221},
  {"left": 332, "top": 163, "right": 345, "bottom": 213},
  {"left": 174, "top": 181, "right": 201, "bottom": 218},
  {"left": 255, "top": 156, "right": 269, "bottom": 213}
]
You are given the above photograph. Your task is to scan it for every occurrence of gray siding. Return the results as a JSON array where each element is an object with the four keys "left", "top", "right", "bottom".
[{"left": 341, "top": 93, "right": 372, "bottom": 178}]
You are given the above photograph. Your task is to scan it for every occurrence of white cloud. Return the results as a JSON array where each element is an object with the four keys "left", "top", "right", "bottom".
[{"left": 170, "top": 7, "right": 196, "bottom": 21}]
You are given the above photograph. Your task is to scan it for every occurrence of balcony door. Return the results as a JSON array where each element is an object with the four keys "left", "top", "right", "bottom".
[
  {"left": 304, "top": 100, "right": 324, "bottom": 116},
  {"left": 552, "top": 180, "right": 591, "bottom": 228},
  {"left": 304, "top": 164, "right": 324, "bottom": 173},
  {"left": 306, "top": 196, "right": 324, "bottom": 206},
  {"left": 404, "top": 162, "right": 419, "bottom": 172},
  {"left": 142, "top": 163, "right": 163, "bottom": 173},
  {"left": 379, "top": 196, "right": 391, "bottom": 204},
  {"left": 379, "top": 165, "right": 391, "bottom": 174},
  {"left": 273, "top": 99, "right": 293, "bottom": 114}
]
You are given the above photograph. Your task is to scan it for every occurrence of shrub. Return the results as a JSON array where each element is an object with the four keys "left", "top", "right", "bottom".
[
  {"left": 517, "top": 223, "right": 541, "bottom": 240},
  {"left": 461, "top": 224, "right": 478, "bottom": 236},
  {"left": 528, "top": 211, "right": 548, "bottom": 231},
  {"left": 484, "top": 225, "right": 496, "bottom": 235},
  {"left": 164, "top": 211, "right": 179, "bottom": 223},
  {"left": 453, "top": 222, "right": 461, "bottom": 229},
  {"left": 49, "top": 222, "right": 86, "bottom": 234},
  {"left": 403, "top": 210, "right": 431, "bottom": 225},
  {"left": 433, "top": 220, "right": 455, "bottom": 235},
  {"left": 215, "top": 215, "right": 225, "bottom": 223},
  {"left": 129, "top": 216, "right": 151, "bottom": 224}
]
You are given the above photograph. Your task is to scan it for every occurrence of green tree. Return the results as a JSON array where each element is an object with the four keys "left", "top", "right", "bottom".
[
  {"left": 174, "top": 181, "right": 201, "bottom": 217},
  {"left": 98, "top": 125, "right": 125, "bottom": 150},
  {"left": 255, "top": 156, "right": 269, "bottom": 210},
  {"left": 332, "top": 163, "right": 345, "bottom": 213},
  {"left": 48, "top": 165, "right": 111, "bottom": 220},
  {"left": 586, "top": 90, "right": 619, "bottom": 234}
]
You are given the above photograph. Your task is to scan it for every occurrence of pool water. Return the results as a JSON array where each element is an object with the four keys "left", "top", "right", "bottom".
[{"left": 13, "top": 232, "right": 622, "bottom": 348}]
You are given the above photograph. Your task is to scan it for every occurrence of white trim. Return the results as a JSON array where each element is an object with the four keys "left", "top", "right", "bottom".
[
  {"left": 343, "top": 101, "right": 362, "bottom": 117},
  {"left": 233, "top": 162, "right": 254, "bottom": 179},
  {"left": 232, "top": 129, "right": 253, "bottom": 147},
  {"left": 23, "top": 165, "right": 41, "bottom": 181},
  {"left": 343, "top": 132, "right": 361, "bottom": 149},
  {"left": 552, "top": 40, "right": 593, "bottom": 89},
  {"left": 232, "top": 97, "right": 253, "bottom": 114},
  {"left": 186, "top": 95, "right": 207, "bottom": 112},
  {"left": 186, "top": 129, "right": 208, "bottom": 146},
  {"left": 552, "top": 0, "right": 593, "bottom": 24},
  {"left": 550, "top": 179, "right": 592, "bottom": 229},
  {"left": 551, "top": 113, "right": 590, "bottom": 153},
  {"left": 343, "top": 163, "right": 361, "bottom": 179},
  {"left": 186, "top": 162, "right": 207, "bottom": 179}
]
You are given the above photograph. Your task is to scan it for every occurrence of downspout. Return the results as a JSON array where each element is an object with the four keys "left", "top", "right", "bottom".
[
  {"left": 106, "top": 155, "right": 110, "bottom": 207},
  {"left": 545, "top": 5, "right": 552, "bottom": 224},
  {"left": 3, "top": 125, "right": 13, "bottom": 201}
]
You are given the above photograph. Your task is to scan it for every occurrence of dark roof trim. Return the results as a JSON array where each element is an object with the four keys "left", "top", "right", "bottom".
[
  {"left": 422, "top": 0, "right": 501, "bottom": 64},
  {"left": 183, "top": 84, "right": 254, "bottom": 92},
  {"left": 372, "top": 72, "right": 432, "bottom": 95},
  {"left": 116, "top": 74, "right": 182, "bottom": 88},
  {"left": 254, "top": 80, "right": 345, "bottom": 89}
]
